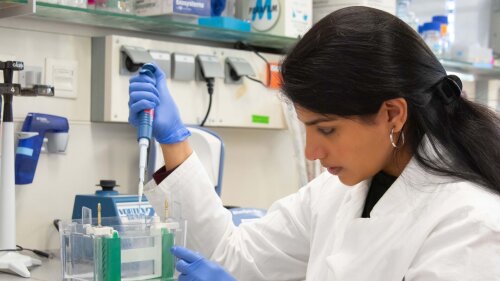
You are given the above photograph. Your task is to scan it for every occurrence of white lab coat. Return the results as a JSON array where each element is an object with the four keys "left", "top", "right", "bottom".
[{"left": 144, "top": 149, "right": 500, "bottom": 281}]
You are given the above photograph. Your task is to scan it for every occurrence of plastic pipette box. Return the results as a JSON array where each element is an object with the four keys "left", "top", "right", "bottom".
[{"left": 59, "top": 216, "right": 187, "bottom": 281}]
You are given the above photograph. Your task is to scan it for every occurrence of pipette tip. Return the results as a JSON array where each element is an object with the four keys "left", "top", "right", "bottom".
[{"left": 138, "top": 181, "right": 144, "bottom": 203}]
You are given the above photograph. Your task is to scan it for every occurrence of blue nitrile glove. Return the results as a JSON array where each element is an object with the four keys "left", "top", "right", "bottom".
[
  {"left": 128, "top": 63, "right": 191, "bottom": 144},
  {"left": 171, "top": 246, "right": 236, "bottom": 281}
]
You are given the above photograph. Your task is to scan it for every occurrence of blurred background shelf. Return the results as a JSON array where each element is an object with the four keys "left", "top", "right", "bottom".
[
  {"left": 441, "top": 59, "right": 500, "bottom": 79},
  {"left": 0, "top": 0, "right": 297, "bottom": 53},
  {"left": 1, "top": 1, "right": 500, "bottom": 79}
]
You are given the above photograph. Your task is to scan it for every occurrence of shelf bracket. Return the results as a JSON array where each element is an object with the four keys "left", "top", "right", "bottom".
[{"left": 0, "top": 0, "right": 36, "bottom": 19}]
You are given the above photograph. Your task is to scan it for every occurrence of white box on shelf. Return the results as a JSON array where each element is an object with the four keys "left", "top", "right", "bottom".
[
  {"left": 135, "top": 0, "right": 211, "bottom": 17},
  {"left": 236, "top": 0, "right": 313, "bottom": 39},
  {"left": 313, "top": 0, "right": 396, "bottom": 23}
]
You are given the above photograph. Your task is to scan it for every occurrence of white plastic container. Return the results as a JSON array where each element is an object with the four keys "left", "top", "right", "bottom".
[{"left": 432, "top": 15, "right": 450, "bottom": 58}]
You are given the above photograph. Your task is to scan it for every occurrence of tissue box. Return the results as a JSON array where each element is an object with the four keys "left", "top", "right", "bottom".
[
  {"left": 135, "top": 0, "right": 211, "bottom": 17},
  {"left": 236, "top": 0, "right": 313, "bottom": 38}
]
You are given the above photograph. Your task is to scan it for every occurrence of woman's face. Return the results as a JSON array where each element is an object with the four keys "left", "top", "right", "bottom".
[{"left": 295, "top": 103, "right": 406, "bottom": 186}]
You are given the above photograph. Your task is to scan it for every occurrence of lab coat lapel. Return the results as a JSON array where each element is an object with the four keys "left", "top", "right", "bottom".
[
  {"left": 331, "top": 180, "right": 369, "bottom": 248},
  {"left": 326, "top": 160, "right": 430, "bottom": 281}
]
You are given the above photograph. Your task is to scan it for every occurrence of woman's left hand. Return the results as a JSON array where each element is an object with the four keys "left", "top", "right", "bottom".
[{"left": 171, "top": 246, "right": 237, "bottom": 281}]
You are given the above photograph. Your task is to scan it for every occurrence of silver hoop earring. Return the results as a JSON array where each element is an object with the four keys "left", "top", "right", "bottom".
[{"left": 390, "top": 127, "right": 405, "bottom": 148}]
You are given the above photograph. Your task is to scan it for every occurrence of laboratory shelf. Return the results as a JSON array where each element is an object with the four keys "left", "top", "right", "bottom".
[
  {"left": 2, "top": 1, "right": 500, "bottom": 78},
  {"left": 440, "top": 59, "right": 500, "bottom": 79},
  {"left": 0, "top": 0, "right": 297, "bottom": 52}
]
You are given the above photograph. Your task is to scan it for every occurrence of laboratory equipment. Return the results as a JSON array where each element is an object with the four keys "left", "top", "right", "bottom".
[
  {"left": 15, "top": 113, "right": 69, "bottom": 184},
  {"left": 0, "top": 61, "right": 54, "bottom": 278},
  {"left": 72, "top": 180, "right": 155, "bottom": 224},
  {"left": 136, "top": 64, "right": 156, "bottom": 205},
  {"left": 61, "top": 206, "right": 186, "bottom": 281},
  {"left": 153, "top": 126, "right": 267, "bottom": 225},
  {"left": 432, "top": 15, "right": 450, "bottom": 58},
  {"left": 73, "top": 126, "right": 229, "bottom": 228},
  {"left": 172, "top": 126, "right": 225, "bottom": 195}
]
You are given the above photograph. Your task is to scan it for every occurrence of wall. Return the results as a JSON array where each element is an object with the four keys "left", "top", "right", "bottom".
[{"left": 0, "top": 20, "right": 300, "bottom": 251}]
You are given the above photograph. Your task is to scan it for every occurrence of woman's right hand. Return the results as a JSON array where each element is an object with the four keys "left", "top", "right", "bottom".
[{"left": 128, "top": 63, "right": 191, "bottom": 144}]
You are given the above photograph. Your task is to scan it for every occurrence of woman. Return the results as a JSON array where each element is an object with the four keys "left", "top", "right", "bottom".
[{"left": 128, "top": 6, "right": 500, "bottom": 281}]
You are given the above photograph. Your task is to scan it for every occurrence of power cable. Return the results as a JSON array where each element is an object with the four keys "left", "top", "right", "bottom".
[
  {"left": 0, "top": 245, "right": 50, "bottom": 258},
  {"left": 200, "top": 78, "right": 214, "bottom": 127},
  {"left": 245, "top": 75, "right": 266, "bottom": 87}
]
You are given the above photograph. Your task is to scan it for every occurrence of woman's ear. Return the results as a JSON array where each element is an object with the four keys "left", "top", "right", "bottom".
[{"left": 380, "top": 98, "right": 408, "bottom": 132}]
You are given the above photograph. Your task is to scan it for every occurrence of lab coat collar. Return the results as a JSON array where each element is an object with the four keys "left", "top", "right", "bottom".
[
  {"left": 325, "top": 136, "right": 454, "bottom": 280},
  {"left": 324, "top": 158, "right": 431, "bottom": 281},
  {"left": 370, "top": 135, "right": 454, "bottom": 218}
]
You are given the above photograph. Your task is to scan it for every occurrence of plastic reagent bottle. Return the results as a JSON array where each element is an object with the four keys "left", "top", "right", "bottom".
[
  {"left": 422, "top": 22, "right": 443, "bottom": 58},
  {"left": 432, "top": 15, "right": 450, "bottom": 58}
]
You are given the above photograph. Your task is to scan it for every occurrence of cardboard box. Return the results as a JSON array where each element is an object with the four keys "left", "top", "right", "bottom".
[
  {"left": 313, "top": 0, "right": 396, "bottom": 23},
  {"left": 135, "top": 0, "right": 211, "bottom": 17},
  {"left": 236, "top": 0, "right": 313, "bottom": 38}
]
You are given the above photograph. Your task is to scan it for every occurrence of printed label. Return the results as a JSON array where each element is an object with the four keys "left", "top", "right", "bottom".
[
  {"left": 116, "top": 202, "right": 155, "bottom": 223},
  {"left": 246, "top": 0, "right": 281, "bottom": 31},
  {"left": 173, "top": 0, "right": 211, "bottom": 16}
]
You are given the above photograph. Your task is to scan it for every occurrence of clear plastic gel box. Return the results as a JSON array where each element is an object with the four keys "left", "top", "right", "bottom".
[{"left": 59, "top": 213, "right": 186, "bottom": 281}]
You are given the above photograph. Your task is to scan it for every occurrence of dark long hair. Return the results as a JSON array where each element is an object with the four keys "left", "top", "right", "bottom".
[{"left": 281, "top": 6, "right": 500, "bottom": 193}]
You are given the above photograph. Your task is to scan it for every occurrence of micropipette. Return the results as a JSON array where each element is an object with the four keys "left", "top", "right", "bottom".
[{"left": 137, "top": 64, "right": 156, "bottom": 205}]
